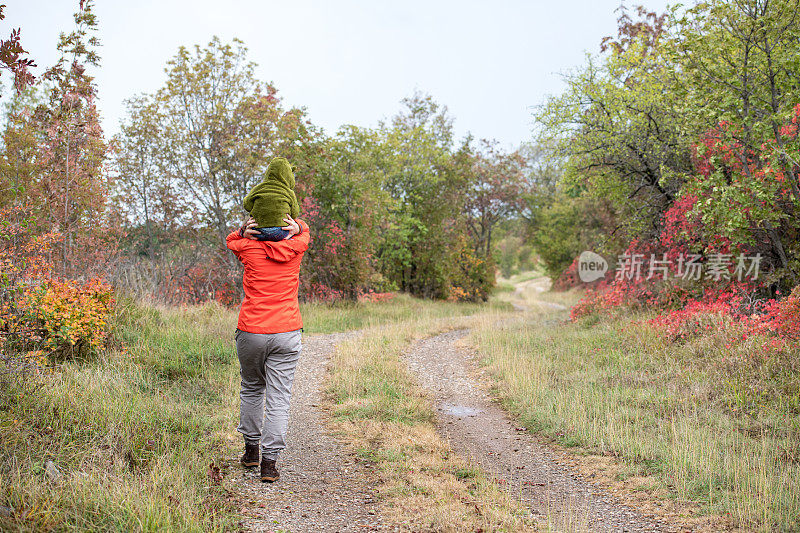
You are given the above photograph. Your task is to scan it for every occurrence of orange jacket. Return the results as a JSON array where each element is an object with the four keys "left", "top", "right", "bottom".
[{"left": 225, "top": 220, "right": 310, "bottom": 334}]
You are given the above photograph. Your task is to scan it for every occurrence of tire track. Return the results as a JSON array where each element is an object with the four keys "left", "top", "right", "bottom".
[{"left": 404, "top": 329, "right": 674, "bottom": 532}]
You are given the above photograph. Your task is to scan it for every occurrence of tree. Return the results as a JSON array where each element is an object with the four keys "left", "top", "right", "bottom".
[
  {"left": 518, "top": 140, "right": 562, "bottom": 226},
  {"left": 153, "top": 37, "right": 316, "bottom": 246},
  {"left": 300, "top": 125, "right": 391, "bottom": 300},
  {"left": 0, "top": 4, "right": 36, "bottom": 94},
  {"left": 111, "top": 37, "right": 327, "bottom": 303},
  {"left": 461, "top": 138, "right": 526, "bottom": 257},
  {"left": 377, "top": 93, "right": 466, "bottom": 299},
  {"left": 670, "top": 0, "right": 800, "bottom": 282},
  {"left": 113, "top": 95, "right": 188, "bottom": 257},
  {"left": 536, "top": 5, "right": 692, "bottom": 241},
  {"left": 531, "top": 0, "right": 800, "bottom": 294},
  {"left": 0, "top": 0, "right": 109, "bottom": 278},
  {"left": 0, "top": 1, "right": 115, "bottom": 367}
]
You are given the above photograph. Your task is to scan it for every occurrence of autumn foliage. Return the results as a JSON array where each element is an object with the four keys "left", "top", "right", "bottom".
[
  {"left": 0, "top": 207, "right": 114, "bottom": 364},
  {"left": 20, "top": 277, "right": 113, "bottom": 358},
  {"left": 569, "top": 102, "right": 800, "bottom": 348},
  {"left": 531, "top": 2, "right": 800, "bottom": 359},
  {"left": 0, "top": 2, "right": 114, "bottom": 366},
  {"left": 0, "top": 5, "right": 36, "bottom": 93}
]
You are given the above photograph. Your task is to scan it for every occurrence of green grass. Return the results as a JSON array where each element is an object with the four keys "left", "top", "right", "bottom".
[
  {"left": 0, "top": 292, "right": 509, "bottom": 531},
  {"left": 301, "top": 292, "right": 510, "bottom": 333},
  {"left": 507, "top": 269, "right": 546, "bottom": 285},
  {"left": 492, "top": 279, "right": 516, "bottom": 294},
  {"left": 468, "top": 306, "right": 800, "bottom": 532},
  {"left": 0, "top": 300, "right": 242, "bottom": 532}
]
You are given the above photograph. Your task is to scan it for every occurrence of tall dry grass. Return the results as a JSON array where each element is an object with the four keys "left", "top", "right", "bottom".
[
  {"left": 0, "top": 293, "right": 511, "bottom": 531},
  {"left": 0, "top": 300, "right": 242, "bottom": 531},
  {"left": 469, "top": 279, "right": 800, "bottom": 532}
]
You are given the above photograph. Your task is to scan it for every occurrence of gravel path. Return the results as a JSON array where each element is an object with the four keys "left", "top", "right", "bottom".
[
  {"left": 236, "top": 332, "right": 389, "bottom": 533},
  {"left": 404, "top": 329, "right": 675, "bottom": 533},
  {"left": 510, "top": 277, "right": 567, "bottom": 313},
  {"left": 230, "top": 296, "right": 683, "bottom": 531}
]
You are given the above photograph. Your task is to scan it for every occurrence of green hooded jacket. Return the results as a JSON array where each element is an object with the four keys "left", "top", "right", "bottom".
[{"left": 243, "top": 157, "right": 300, "bottom": 228}]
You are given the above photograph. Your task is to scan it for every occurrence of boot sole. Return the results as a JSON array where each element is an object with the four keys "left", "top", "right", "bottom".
[
  {"left": 260, "top": 474, "right": 279, "bottom": 483},
  {"left": 241, "top": 460, "right": 259, "bottom": 467}
]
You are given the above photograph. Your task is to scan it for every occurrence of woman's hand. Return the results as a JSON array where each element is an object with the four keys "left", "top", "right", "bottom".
[
  {"left": 240, "top": 217, "right": 260, "bottom": 240},
  {"left": 281, "top": 216, "right": 300, "bottom": 239}
]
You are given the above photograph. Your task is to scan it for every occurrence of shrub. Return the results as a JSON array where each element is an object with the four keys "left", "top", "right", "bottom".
[
  {"left": 300, "top": 195, "right": 376, "bottom": 302},
  {"left": 774, "top": 286, "right": 800, "bottom": 341},
  {"left": 358, "top": 291, "right": 395, "bottom": 303},
  {"left": 448, "top": 241, "right": 495, "bottom": 302},
  {"left": 19, "top": 278, "right": 114, "bottom": 359}
]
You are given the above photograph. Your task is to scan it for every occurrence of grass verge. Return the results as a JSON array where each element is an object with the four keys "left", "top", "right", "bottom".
[
  {"left": 0, "top": 300, "right": 241, "bottom": 531},
  {"left": 324, "top": 315, "right": 537, "bottom": 532},
  {"left": 301, "top": 293, "right": 509, "bottom": 334},
  {"left": 468, "top": 306, "right": 800, "bottom": 532}
]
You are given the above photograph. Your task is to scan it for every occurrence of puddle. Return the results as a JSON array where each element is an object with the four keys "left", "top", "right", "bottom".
[{"left": 440, "top": 404, "right": 482, "bottom": 417}]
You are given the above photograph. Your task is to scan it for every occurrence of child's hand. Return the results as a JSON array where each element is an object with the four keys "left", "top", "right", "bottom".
[{"left": 281, "top": 216, "right": 300, "bottom": 238}]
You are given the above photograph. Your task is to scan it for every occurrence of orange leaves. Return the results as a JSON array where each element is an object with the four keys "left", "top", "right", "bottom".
[
  {"left": 358, "top": 291, "right": 396, "bottom": 303},
  {"left": 1, "top": 205, "right": 114, "bottom": 361},
  {"left": 20, "top": 277, "right": 114, "bottom": 358}
]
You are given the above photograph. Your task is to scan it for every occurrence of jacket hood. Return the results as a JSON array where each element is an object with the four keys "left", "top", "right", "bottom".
[{"left": 266, "top": 157, "right": 296, "bottom": 188}]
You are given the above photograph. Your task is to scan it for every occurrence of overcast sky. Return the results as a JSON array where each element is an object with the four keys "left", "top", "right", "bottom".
[{"left": 6, "top": 0, "right": 673, "bottom": 148}]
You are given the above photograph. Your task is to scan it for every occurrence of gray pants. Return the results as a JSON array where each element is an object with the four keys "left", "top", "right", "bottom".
[{"left": 235, "top": 329, "right": 303, "bottom": 460}]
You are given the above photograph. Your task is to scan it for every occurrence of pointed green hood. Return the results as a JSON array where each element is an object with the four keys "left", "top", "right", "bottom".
[
  {"left": 266, "top": 157, "right": 296, "bottom": 188},
  {"left": 243, "top": 156, "right": 300, "bottom": 228}
]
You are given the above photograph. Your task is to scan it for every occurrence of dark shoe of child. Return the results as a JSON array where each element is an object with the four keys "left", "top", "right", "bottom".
[
  {"left": 253, "top": 227, "right": 291, "bottom": 241},
  {"left": 260, "top": 458, "right": 279, "bottom": 483},
  {"left": 241, "top": 443, "right": 259, "bottom": 468}
]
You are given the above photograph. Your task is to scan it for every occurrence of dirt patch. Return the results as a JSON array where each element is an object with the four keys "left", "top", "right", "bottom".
[
  {"left": 234, "top": 332, "right": 389, "bottom": 532},
  {"left": 404, "top": 329, "right": 679, "bottom": 532},
  {"left": 507, "top": 277, "right": 568, "bottom": 313}
]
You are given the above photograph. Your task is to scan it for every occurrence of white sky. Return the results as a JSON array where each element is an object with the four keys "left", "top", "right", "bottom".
[{"left": 5, "top": 0, "right": 673, "bottom": 148}]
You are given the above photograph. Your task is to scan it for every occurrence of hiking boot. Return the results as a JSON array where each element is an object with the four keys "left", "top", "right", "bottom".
[
  {"left": 241, "top": 443, "right": 259, "bottom": 468},
  {"left": 260, "top": 458, "right": 279, "bottom": 483}
]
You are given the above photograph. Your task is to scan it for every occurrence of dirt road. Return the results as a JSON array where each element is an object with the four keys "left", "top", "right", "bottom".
[
  {"left": 404, "top": 329, "right": 672, "bottom": 532},
  {"left": 234, "top": 277, "right": 688, "bottom": 532},
  {"left": 236, "top": 332, "right": 388, "bottom": 532}
]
